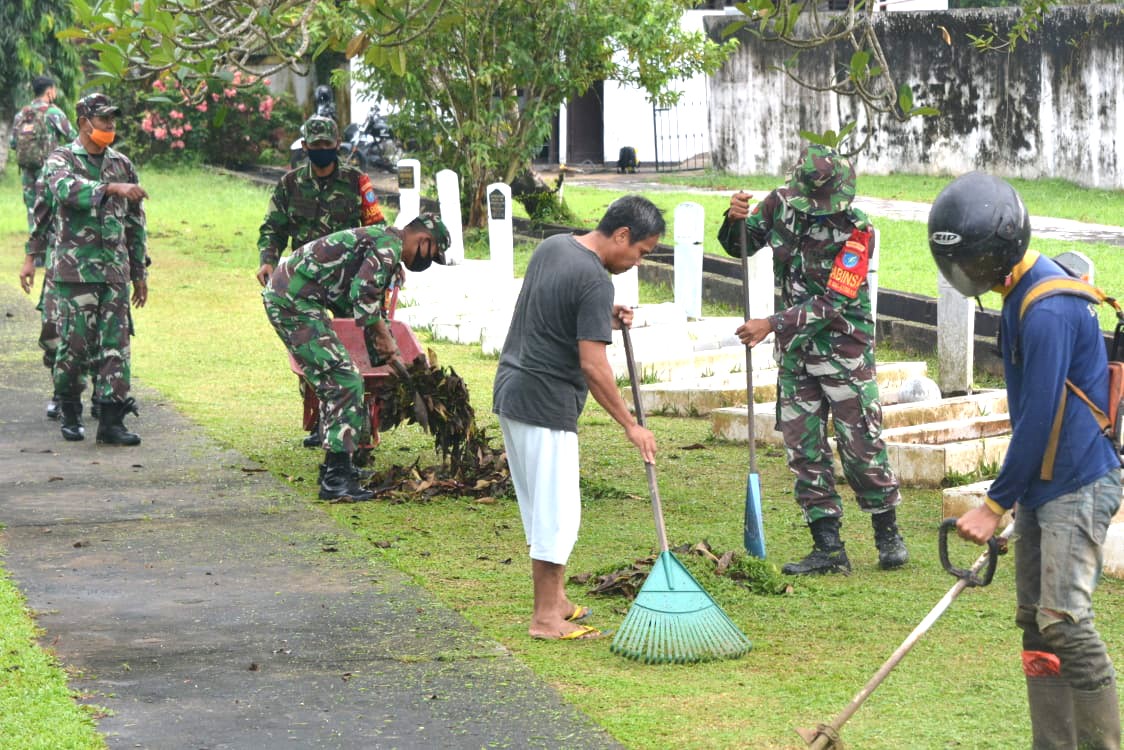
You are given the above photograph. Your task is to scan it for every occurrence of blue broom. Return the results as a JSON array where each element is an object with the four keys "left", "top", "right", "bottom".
[{"left": 609, "top": 323, "right": 752, "bottom": 664}]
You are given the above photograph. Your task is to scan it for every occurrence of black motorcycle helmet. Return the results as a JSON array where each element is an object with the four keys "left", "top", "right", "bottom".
[{"left": 927, "top": 171, "right": 1031, "bottom": 297}]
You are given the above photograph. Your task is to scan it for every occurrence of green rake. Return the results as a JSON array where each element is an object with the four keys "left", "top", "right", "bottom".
[{"left": 610, "top": 322, "right": 752, "bottom": 664}]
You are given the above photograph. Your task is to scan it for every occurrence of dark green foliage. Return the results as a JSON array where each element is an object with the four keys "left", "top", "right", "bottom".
[{"left": 0, "top": 0, "right": 82, "bottom": 132}]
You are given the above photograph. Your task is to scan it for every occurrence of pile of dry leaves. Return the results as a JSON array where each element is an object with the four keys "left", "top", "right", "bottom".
[
  {"left": 363, "top": 350, "right": 510, "bottom": 502},
  {"left": 570, "top": 540, "right": 792, "bottom": 598}
]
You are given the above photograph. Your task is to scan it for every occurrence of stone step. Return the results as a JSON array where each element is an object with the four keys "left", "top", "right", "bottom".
[
  {"left": 636, "top": 360, "right": 932, "bottom": 417},
  {"left": 712, "top": 396, "right": 1012, "bottom": 488}
]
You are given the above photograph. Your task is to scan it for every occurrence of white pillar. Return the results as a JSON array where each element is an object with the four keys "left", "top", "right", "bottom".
[
  {"left": 937, "top": 274, "right": 974, "bottom": 396},
  {"left": 673, "top": 201, "right": 705, "bottom": 319},
  {"left": 395, "top": 158, "right": 421, "bottom": 227},
  {"left": 435, "top": 169, "right": 464, "bottom": 265},
  {"left": 486, "top": 183, "right": 514, "bottom": 280},
  {"left": 613, "top": 267, "right": 639, "bottom": 308}
]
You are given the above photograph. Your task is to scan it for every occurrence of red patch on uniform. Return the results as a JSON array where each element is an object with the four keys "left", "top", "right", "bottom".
[
  {"left": 358, "top": 174, "right": 385, "bottom": 225},
  {"left": 826, "top": 228, "right": 871, "bottom": 299}
]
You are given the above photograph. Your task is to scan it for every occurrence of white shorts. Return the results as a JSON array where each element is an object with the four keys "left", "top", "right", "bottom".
[{"left": 499, "top": 416, "right": 581, "bottom": 565}]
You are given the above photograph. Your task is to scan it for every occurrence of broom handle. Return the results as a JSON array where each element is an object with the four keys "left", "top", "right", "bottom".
[
  {"left": 621, "top": 321, "right": 671, "bottom": 554},
  {"left": 739, "top": 218, "right": 758, "bottom": 474}
]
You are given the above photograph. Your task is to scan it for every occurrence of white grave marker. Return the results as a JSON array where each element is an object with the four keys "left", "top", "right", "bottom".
[
  {"left": 937, "top": 273, "right": 974, "bottom": 396},
  {"left": 674, "top": 202, "right": 705, "bottom": 319},
  {"left": 435, "top": 169, "right": 464, "bottom": 265},
  {"left": 486, "top": 183, "right": 514, "bottom": 280},
  {"left": 395, "top": 158, "right": 421, "bottom": 227}
]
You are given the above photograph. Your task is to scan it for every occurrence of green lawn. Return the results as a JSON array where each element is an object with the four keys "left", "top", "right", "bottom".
[{"left": 1, "top": 165, "right": 1123, "bottom": 749}]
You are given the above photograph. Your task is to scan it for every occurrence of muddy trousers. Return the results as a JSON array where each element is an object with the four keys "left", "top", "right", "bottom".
[{"left": 1017, "top": 470, "right": 1122, "bottom": 749}]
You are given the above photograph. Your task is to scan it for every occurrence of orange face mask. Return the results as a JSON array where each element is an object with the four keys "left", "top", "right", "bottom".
[{"left": 88, "top": 128, "right": 116, "bottom": 148}]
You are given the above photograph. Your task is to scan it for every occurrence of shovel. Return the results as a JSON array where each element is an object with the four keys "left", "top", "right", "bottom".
[
  {"left": 797, "top": 519, "right": 1014, "bottom": 749},
  {"left": 739, "top": 219, "right": 766, "bottom": 559}
]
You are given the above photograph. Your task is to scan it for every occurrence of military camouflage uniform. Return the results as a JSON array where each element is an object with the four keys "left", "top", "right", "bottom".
[
  {"left": 262, "top": 226, "right": 404, "bottom": 454},
  {"left": 257, "top": 115, "right": 385, "bottom": 269},
  {"left": 9, "top": 98, "right": 77, "bottom": 230},
  {"left": 44, "top": 138, "right": 147, "bottom": 403},
  {"left": 718, "top": 148, "right": 900, "bottom": 524},
  {"left": 27, "top": 185, "right": 61, "bottom": 368}
]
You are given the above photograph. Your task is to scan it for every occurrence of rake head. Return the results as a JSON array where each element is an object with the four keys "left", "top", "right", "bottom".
[{"left": 610, "top": 551, "right": 752, "bottom": 664}]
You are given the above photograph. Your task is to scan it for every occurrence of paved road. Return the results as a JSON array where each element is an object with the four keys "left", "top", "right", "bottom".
[{"left": 0, "top": 284, "right": 620, "bottom": 750}]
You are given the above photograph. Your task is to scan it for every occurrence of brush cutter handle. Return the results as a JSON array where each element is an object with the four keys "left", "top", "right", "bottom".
[
  {"left": 620, "top": 320, "right": 671, "bottom": 554},
  {"left": 938, "top": 518, "right": 1002, "bottom": 587}
]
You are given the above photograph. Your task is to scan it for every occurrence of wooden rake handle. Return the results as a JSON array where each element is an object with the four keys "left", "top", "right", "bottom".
[
  {"left": 620, "top": 321, "right": 670, "bottom": 554},
  {"left": 739, "top": 219, "right": 759, "bottom": 474}
]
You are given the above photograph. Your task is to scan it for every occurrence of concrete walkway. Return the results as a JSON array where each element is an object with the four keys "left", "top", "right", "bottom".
[{"left": 0, "top": 284, "right": 619, "bottom": 749}]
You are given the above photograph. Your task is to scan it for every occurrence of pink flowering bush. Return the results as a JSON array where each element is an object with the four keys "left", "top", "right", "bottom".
[{"left": 110, "top": 72, "right": 302, "bottom": 168}]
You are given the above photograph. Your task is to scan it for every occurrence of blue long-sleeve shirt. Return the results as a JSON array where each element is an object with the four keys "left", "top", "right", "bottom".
[{"left": 987, "top": 251, "right": 1119, "bottom": 510}]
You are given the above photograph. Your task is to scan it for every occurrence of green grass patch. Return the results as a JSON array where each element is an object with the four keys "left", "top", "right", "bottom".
[
  {"left": 659, "top": 170, "right": 1124, "bottom": 226},
  {"left": 2, "top": 165, "right": 1123, "bottom": 748},
  {"left": 0, "top": 567, "right": 105, "bottom": 750}
]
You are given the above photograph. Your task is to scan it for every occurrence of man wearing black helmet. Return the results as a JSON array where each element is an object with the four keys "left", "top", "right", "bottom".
[{"left": 930, "top": 171, "right": 1120, "bottom": 750}]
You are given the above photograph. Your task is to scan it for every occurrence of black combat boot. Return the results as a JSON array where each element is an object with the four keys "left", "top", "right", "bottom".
[
  {"left": 872, "top": 508, "right": 910, "bottom": 570},
  {"left": 46, "top": 396, "right": 60, "bottom": 420},
  {"left": 95, "top": 399, "right": 141, "bottom": 446},
  {"left": 782, "top": 517, "right": 851, "bottom": 575},
  {"left": 60, "top": 400, "right": 85, "bottom": 441},
  {"left": 302, "top": 417, "right": 321, "bottom": 448},
  {"left": 319, "top": 452, "right": 374, "bottom": 502}
]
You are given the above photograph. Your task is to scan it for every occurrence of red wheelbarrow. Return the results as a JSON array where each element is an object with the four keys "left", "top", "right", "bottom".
[{"left": 288, "top": 315, "right": 425, "bottom": 464}]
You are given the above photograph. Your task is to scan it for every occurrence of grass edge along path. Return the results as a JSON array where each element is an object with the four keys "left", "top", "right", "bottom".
[
  {"left": 0, "top": 565, "right": 105, "bottom": 750},
  {"left": 2, "top": 167, "right": 1124, "bottom": 748}
]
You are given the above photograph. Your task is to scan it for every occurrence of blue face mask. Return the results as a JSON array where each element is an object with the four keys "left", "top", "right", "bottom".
[{"left": 307, "top": 148, "right": 337, "bottom": 168}]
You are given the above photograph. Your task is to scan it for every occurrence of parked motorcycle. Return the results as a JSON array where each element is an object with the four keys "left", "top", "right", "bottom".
[{"left": 337, "top": 105, "right": 404, "bottom": 173}]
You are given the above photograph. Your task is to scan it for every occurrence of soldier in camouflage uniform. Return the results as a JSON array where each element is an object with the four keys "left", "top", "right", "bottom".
[
  {"left": 256, "top": 114, "right": 387, "bottom": 447},
  {"left": 717, "top": 144, "right": 908, "bottom": 575},
  {"left": 9, "top": 75, "right": 77, "bottom": 231},
  {"left": 263, "top": 213, "right": 449, "bottom": 501},
  {"left": 21, "top": 93, "right": 149, "bottom": 446},
  {"left": 19, "top": 182, "right": 64, "bottom": 419}
]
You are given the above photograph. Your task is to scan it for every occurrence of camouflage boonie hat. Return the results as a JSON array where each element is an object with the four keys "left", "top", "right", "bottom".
[
  {"left": 782, "top": 144, "right": 856, "bottom": 216},
  {"left": 413, "top": 212, "right": 450, "bottom": 264},
  {"left": 301, "top": 115, "right": 339, "bottom": 143},
  {"left": 75, "top": 93, "right": 121, "bottom": 119}
]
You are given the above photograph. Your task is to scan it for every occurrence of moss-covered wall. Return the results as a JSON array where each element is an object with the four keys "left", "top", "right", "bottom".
[{"left": 707, "top": 6, "right": 1124, "bottom": 189}]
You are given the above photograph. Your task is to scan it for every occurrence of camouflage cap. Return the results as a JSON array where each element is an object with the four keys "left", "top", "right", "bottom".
[
  {"left": 412, "top": 212, "right": 450, "bottom": 264},
  {"left": 75, "top": 93, "right": 121, "bottom": 119},
  {"left": 301, "top": 115, "right": 339, "bottom": 143},
  {"left": 781, "top": 144, "right": 856, "bottom": 216}
]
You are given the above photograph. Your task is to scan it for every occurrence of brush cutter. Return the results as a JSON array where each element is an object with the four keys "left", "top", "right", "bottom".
[
  {"left": 609, "top": 321, "right": 753, "bottom": 664},
  {"left": 797, "top": 518, "right": 1015, "bottom": 749},
  {"left": 739, "top": 219, "right": 767, "bottom": 559}
]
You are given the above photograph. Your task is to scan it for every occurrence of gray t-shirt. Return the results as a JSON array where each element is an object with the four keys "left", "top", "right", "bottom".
[{"left": 493, "top": 233, "right": 614, "bottom": 433}]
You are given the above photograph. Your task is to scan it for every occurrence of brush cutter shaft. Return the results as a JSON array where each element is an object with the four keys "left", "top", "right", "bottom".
[
  {"left": 621, "top": 322, "right": 670, "bottom": 554},
  {"left": 802, "top": 522, "right": 1016, "bottom": 750}
]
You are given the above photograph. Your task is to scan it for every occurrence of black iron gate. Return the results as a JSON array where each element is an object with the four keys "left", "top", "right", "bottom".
[{"left": 652, "top": 86, "right": 710, "bottom": 172}]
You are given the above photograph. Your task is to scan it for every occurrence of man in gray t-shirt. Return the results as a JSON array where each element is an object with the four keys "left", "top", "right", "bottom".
[{"left": 493, "top": 195, "right": 663, "bottom": 641}]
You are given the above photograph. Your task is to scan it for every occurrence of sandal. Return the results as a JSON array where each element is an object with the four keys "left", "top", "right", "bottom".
[{"left": 564, "top": 604, "right": 592, "bottom": 623}]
